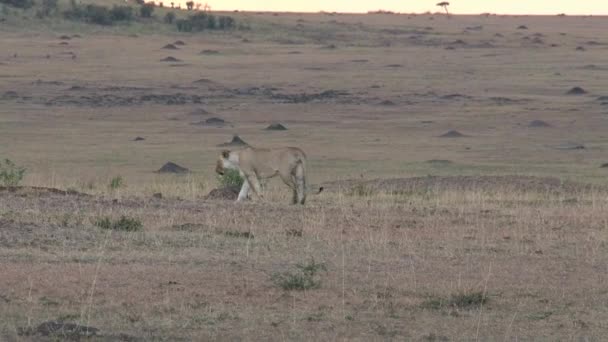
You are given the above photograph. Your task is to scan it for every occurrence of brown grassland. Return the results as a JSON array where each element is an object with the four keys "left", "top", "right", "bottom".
[{"left": 1, "top": 3, "right": 608, "bottom": 340}]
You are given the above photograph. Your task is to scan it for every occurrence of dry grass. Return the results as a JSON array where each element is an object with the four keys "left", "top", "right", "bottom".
[{"left": 1, "top": 10, "right": 608, "bottom": 340}]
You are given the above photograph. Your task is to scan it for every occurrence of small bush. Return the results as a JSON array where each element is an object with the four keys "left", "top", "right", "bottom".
[
  {"left": 175, "top": 18, "right": 192, "bottom": 32},
  {"left": 63, "top": 4, "right": 135, "bottom": 25},
  {"left": 422, "top": 291, "right": 487, "bottom": 310},
  {"left": 218, "top": 16, "right": 235, "bottom": 29},
  {"left": 37, "top": 0, "right": 58, "bottom": 17},
  {"left": 217, "top": 168, "right": 243, "bottom": 188},
  {"left": 139, "top": 3, "right": 154, "bottom": 18},
  {"left": 95, "top": 216, "right": 143, "bottom": 232},
  {"left": 0, "top": 0, "right": 34, "bottom": 9},
  {"left": 83, "top": 4, "right": 112, "bottom": 25},
  {"left": 109, "top": 176, "right": 124, "bottom": 190},
  {"left": 110, "top": 5, "right": 133, "bottom": 21},
  {"left": 349, "top": 184, "right": 375, "bottom": 197},
  {"left": 0, "top": 159, "right": 26, "bottom": 186},
  {"left": 272, "top": 258, "right": 327, "bottom": 291},
  {"left": 164, "top": 11, "right": 175, "bottom": 24},
  {"left": 176, "top": 12, "right": 236, "bottom": 32}
]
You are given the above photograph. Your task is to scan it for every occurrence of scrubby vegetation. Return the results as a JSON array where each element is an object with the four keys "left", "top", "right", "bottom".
[
  {"left": 176, "top": 12, "right": 235, "bottom": 32},
  {"left": 0, "top": 159, "right": 26, "bottom": 186},
  {"left": 0, "top": 0, "right": 237, "bottom": 31},
  {"left": 94, "top": 215, "right": 143, "bottom": 232},
  {"left": 217, "top": 168, "right": 244, "bottom": 188}
]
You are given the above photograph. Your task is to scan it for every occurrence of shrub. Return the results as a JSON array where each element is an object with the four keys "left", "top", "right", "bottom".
[
  {"left": 37, "top": 0, "right": 58, "bottom": 17},
  {"left": 139, "top": 3, "right": 154, "bottom": 18},
  {"left": 176, "top": 18, "right": 192, "bottom": 32},
  {"left": 422, "top": 291, "right": 487, "bottom": 310},
  {"left": 176, "top": 12, "right": 236, "bottom": 32},
  {"left": 217, "top": 168, "right": 243, "bottom": 188},
  {"left": 164, "top": 11, "right": 175, "bottom": 24},
  {"left": 63, "top": 4, "right": 135, "bottom": 25},
  {"left": 218, "top": 16, "right": 235, "bottom": 29},
  {"left": 110, "top": 5, "right": 133, "bottom": 21},
  {"left": 95, "top": 216, "right": 143, "bottom": 232},
  {"left": 271, "top": 259, "right": 327, "bottom": 291},
  {"left": 83, "top": 4, "right": 112, "bottom": 25},
  {"left": 109, "top": 176, "right": 124, "bottom": 190},
  {"left": 0, "top": 159, "right": 26, "bottom": 186},
  {"left": 0, "top": 0, "right": 34, "bottom": 9}
]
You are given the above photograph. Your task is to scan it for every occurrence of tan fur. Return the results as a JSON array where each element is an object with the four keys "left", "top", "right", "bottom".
[{"left": 216, "top": 146, "right": 315, "bottom": 204}]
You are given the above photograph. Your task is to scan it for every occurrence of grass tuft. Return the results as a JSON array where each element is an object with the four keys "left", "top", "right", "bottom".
[
  {"left": 94, "top": 216, "right": 142, "bottom": 232},
  {"left": 271, "top": 258, "right": 327, "bottom": 291}
]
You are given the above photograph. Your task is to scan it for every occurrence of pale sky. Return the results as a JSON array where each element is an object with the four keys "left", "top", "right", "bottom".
[{"left": 189, "top": 0, "right": 608, "bottom": 15}]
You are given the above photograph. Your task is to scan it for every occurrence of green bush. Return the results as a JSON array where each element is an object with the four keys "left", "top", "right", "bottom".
[
  {"left": 110, "top": 5, "right": 133, "bottom": 21},
  {"left": 164, "top": 11, "right": 175, "bottom": 24},
  {"left": 176, "top": 18, "right": 193, "bottom": 32},
  {"left": 0, "top": 159, "right": 26, "bottom": 186},
  {"left": 176, "top": 12, "right": 236, "bottom": 32},
  {"left": 422, "top": 291, "right": 487, "bottom": 310},
  {"left": 63, "top": 4, "right": 135, "bottom": 25},
  {"left": 217, "top": 168, "right": 243, "bottom": 188},
  {"left": 109, "top": 176, "right": 124, "bottom": 190},
  {"left": 0, "top": 0, "right": 34, "bottom": 9},
  {"left": 218, "top": 16, "right": 235, "bottom": 29},
  {"left": 139, "top": 3, "right": 153, "bottom": 18},
  {"left": 36, "top": 0, "right": 58, "bottom": 17},
  {"left": 94, "top": 216, "right": 143, "bottom": 232},
  {"left": 272, "top": 259, "right": 327, "bottom": 291}
]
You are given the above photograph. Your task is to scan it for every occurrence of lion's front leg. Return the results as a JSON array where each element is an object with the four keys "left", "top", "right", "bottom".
[{"left": 236, "top": 179, "right": 250, "bottom": 202}]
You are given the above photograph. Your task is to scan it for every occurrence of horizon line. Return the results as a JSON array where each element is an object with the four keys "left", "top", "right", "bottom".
[{"left": 210, "top": 10, "right": 607, "bottom": 16}]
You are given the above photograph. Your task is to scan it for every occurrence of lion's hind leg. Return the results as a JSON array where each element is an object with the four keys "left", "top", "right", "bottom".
[
  {"left": 294, "top": 162, "right": 306, "bottom": 205},
  {"left": 279, "top": 171, "right": 298, "bottom": 204}
]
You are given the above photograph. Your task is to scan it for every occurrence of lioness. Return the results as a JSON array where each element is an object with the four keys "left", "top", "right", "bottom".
[{"left": 216, "top": 146, "right": 320, "bottom": 204}]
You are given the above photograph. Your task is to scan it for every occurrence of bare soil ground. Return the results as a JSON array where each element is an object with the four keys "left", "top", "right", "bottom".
[{"left": 1, "top": 10, "right": 608, "bottom": 341}]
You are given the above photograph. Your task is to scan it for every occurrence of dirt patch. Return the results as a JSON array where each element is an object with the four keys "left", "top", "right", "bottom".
[
  {"left": 576, "top": 46, "right": 586, "bottom": 51},
  {"left": 553, "top": 142, "right": 585, "bottom": 150},
  {"left": 162, "top": 44, "right": 179, "bottom": 50},
  {"left": 379, "top": 100, "right": 396, "bottom": 106},
  {"left": 426, "top": 159, "right": 453, "bottom": 165},
  {"left": 191, "top": 117, "right": 228, "bottom": 127},
  {"left": 19, "top": 321, "right": 99, "bottom": 339},
  {"left": 0, "top": 186, "right": 89, "bottom": 198},
  {"left": 217, "top": 135, "right": 248, "bottom": 147},
  {"left": 133, "top": 136, "right": 145, "bottom": 141},
  {"left": 189, "top": 108, "right": 210, "bottom": 115},
  {"left": 321, "top": 175, "right": 605, "bottom": 195},
  {"left": 200, "top": 49, "right": 220, "bottom": 55},
  {"left": 173, "top": 40, "right": 186, "bottom": 46},
  {"left": 517, "top": 25, "right": 528, "bottom": 30},
  {"left": 59, "top": 35, "right": 71, "bottom": 40},
  {"left": 156, "top": 162, "right": 190, "bottom": 174},
  {"left": 439, "top": 130, "right": 467, "bottom": 138},
  {"left": 528, "top": 120, "right": 551, "bottom": 128},
  {"left": 43, "top": 92, "right": 204, "bottom": 107},
  {"left": 440, "top": 94, "right": 473, "bottom": 101},
  {"left": 160, "top": 56, "right": 181, "bottom": 62},
  {"left": 385, "top": 64, "right": 403, "bottom": 68},
  {"left": 204, "top": 186, "right": 240, "bottom": 200},
  {"left": 265, "top": 123, "right": 287, "bottom": 130},
  {"left": 566, "top": 86, "right": 587, "bottom": 95}
]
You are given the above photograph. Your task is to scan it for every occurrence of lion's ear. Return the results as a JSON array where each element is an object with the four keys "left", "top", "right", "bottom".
[{"left": 221, "top": 150, "right": 230, "bottom": 158}]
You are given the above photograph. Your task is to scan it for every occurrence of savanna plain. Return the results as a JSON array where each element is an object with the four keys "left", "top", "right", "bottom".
[{"left": 1, "top": 3, "right": 608, "bottom": 340}]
